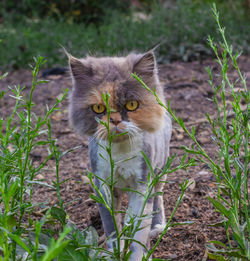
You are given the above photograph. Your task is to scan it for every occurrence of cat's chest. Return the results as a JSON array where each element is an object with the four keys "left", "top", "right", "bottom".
[{"left": 96, "top": 138, "right": 143, "bottom": 188}]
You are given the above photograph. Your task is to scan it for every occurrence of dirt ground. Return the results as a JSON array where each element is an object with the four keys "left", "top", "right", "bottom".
[{"left": 0, "top": 55, "right": 249, "bottom": 260}]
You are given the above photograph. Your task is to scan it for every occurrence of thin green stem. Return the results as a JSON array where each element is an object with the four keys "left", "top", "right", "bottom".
[
  {"left": 212, "top": 3, "right": 247, "bottom": 93},
  {"left": 146, "top": 181, "right": 189, "bottom": 259},
  {"left": 102, "top": 93, "right": 121, "bottom": 258}
]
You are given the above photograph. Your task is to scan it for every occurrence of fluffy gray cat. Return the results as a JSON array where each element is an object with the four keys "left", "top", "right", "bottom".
[{"left": 68, "top": 51, "right": 172, "bottom": 260}]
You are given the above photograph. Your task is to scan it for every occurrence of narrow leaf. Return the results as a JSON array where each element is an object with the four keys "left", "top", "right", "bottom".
[
  {"left": 207, "top": 252, "right": 227, "bottom": 261},
  {"left": 141, "top": 151, "right": 154, "bottom": 177},
  {"left": 207, "top": 240, "right": 227, "bottom": 248},
  {"left": 207, "top": 197, "right": 229, "bottom": 217},
  {"left": 89, "top": 194, "right": 104, "bottom": 204},
  {"left": 51, "top": 207, "right": 66, "bottom": 225},
  {"left": 9, "top": 234, "right": 31, "bottom": 254}
]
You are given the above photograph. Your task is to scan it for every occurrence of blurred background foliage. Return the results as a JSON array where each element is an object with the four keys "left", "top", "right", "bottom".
[
  {"left": 0, "top": 0, "right": 249, "bottom": 69},
  {"left": 0, "top": 0, "right": 131, "bottom": 25}
]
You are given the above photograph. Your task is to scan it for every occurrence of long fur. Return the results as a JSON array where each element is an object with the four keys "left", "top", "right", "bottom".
[{"left": 68, "top": 51, "right": 172, "bottom": 261}]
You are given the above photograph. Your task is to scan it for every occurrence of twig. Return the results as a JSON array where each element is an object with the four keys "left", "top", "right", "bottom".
[{"left": 176, "top": 110, "right": 236, "bottom": 130}]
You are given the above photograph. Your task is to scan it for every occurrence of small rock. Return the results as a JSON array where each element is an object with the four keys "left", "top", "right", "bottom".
[
  {"left": 188, "top": 178, "right": 196, "bottom": 190},
  {"left": 36, "top": 174, "right": 44, "bottom": 180},
  {"left": 198, "top": 170, "right": 209, "bottom": 175},
  {"left": 168, "top": 254, "right": 178, "bottom": 259},
  {"left": 198, "top": 136, "right": 211, "bottom": 144},
  {"left": 79, "top": 162, "right": 88, "bottom": 169},
  {"left": 81, "top": 175, "right": 90, "bottom": 184},
  {"left": 51, "top": 111, "right": 63, "bottom": 121},
  {"left": 176, "top": 133, "right": 184, "bottom": 140}
]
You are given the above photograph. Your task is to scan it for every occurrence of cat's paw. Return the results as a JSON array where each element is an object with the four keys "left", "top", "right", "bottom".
[
  {"left": 150, "top": 223, "right": 166, "bottom": 237},
  {"left": 128, "top": 252, "right": 152, "bottom": 261}
]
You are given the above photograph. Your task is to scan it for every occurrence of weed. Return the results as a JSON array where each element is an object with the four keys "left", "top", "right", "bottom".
[
  {"left": 133, "top": 4, "right": 249, "bottom": 260},
  {"left": 0, "top": 56, "right": 71, "bottom": 260}
]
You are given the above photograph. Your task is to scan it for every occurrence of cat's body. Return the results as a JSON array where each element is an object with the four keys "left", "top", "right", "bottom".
[{"left": 68, "top": 52, "right": 172, "bottom": 260}]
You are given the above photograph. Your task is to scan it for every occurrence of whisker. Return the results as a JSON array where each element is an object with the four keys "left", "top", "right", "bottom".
[
  {"left": 89, "top": 127, "right": 106, "bottom": 144},
  {"left": 123, "top": 122, "right": 143, "bottom": 151},
  {"left": 127, "top": 132, "right": 133, "bottom": 150},
  {"left": 96, "top": 130, "right": 104, "bottom": 140}
]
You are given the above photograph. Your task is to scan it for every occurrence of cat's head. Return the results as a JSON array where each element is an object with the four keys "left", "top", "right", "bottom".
[{"left": 68, "top": 52, "right": 165, "bottom": 142}]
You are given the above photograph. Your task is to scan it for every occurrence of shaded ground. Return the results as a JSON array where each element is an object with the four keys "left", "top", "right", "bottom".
[{"left": 0, "top": 55, "right": 249, "bottom": 260}]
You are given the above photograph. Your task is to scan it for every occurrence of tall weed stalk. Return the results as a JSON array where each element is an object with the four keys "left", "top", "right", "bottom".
[{"left": 133, "top": 4, "right": 249, "bottom": 260}]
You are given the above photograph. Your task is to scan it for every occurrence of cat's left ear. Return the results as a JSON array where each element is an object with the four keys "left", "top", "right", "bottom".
[{"left": 132, "top": 52, "right": 156, "bottom": 79}]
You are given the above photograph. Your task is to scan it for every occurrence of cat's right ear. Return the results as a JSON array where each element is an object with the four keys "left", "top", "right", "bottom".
[
  {"left": 69, "top": 56, "right": 93, "bottom": 80},
  {"left": 64, "top": 50, "right": 93, "bottom": 85}
]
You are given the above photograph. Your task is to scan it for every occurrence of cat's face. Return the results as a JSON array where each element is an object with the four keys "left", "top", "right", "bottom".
[{"left": 68, "top": 52, "right": 165, "bottom": 142}]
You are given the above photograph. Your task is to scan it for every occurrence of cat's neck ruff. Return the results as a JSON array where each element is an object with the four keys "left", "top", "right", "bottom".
[
  {"left": 97, "top": 135, "right": 143, "bottom": 160},
  {"left": 94, "top": 135, "right": 144, "bottom": 188}
]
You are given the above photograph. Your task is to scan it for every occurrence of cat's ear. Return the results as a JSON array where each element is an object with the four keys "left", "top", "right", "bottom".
[
  {"left": 132, "top": 52, "right": 155, "bottom": 78},
  {"left": 67, "top": 54, "right": 93, "bottom": 84}
]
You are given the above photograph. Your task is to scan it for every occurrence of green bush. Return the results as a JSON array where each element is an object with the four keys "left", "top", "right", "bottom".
[
  {"left": 0, "top": 0, "right": 249, "bottom": 69},
  {"left": 0, "top": 0, "right": 131, "bottom": 25},
  {"left": 0, "top": 57, "right": 67, "bottom": 260}
]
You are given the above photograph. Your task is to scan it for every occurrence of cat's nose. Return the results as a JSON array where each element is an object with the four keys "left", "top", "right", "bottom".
[{"left": 110, "top": 117, "right": 121, "bottom": 126}]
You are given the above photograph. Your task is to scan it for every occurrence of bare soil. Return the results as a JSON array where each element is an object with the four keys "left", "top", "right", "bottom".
[{"left": 0, "top": 56, "right": 249, "bottom": 260}]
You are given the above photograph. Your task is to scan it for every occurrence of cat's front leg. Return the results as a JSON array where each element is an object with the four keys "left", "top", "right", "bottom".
[
  {"left": 95, "top": 178, "right": 124, "bottom": 254},
  {"left": 94, "top": 178, "right": 116, "bottom": 252},
  {"left": 127, "top": 188, "right": 153, "bottom": 261},
  {"left": 150, "top": 180, "right": 166, "bottom": 237}
]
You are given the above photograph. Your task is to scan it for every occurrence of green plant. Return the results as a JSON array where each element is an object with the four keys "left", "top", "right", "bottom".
[
  {"left": 0, "top": 56, "right": 72, "bottom": 260},
  {"left": 133, "top": 4, "right": 249, "bottom": 260},
  {"left": 0, "top": 0, "right": 130, "bottom": 25}
]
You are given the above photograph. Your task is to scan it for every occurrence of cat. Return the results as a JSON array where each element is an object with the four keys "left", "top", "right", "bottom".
[{"left": 68, "top": 51, "right": 172, "bottom": 260}]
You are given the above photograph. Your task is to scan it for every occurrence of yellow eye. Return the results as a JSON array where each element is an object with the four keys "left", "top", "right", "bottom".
[
  {"left": 92, "top": 104, "right": 106, "bottom": 114},
  {"left": 125, "top": 100, "right": 139, "bottom": 111}
]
